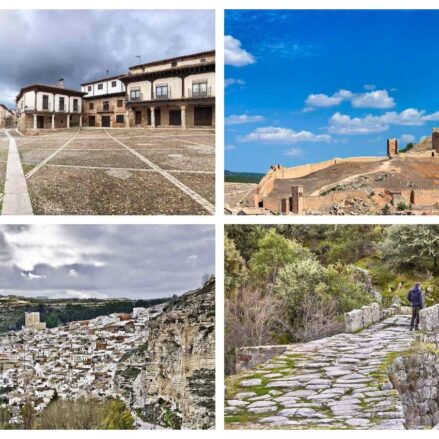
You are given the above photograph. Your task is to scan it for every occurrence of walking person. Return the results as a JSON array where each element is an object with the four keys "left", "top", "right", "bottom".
[{"left": 407, "top": 282, "right": 424, "bottom": 331}]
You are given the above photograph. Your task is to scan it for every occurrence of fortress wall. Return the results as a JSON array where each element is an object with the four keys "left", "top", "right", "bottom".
[
  {"left": 411, "top": 188, "right": 439, "bottom": 206},
  {"left": 257, "top": 156, "right": 386, "bottom": 197},
  {"left": 302, "top": 190, "right": 369, "bottom": 211}
]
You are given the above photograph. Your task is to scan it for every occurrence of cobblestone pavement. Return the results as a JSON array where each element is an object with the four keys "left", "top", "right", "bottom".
[{"left": 225, "top": 315, "right": 418, "bottom": 429}]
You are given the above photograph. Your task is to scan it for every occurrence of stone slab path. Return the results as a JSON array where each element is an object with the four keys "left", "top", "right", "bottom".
[
  {"left": 225, "top": 315, "right": 417, "bottom": 430},
  {"left": 2, "top": 130, "right": 33, "bottom": 215}
]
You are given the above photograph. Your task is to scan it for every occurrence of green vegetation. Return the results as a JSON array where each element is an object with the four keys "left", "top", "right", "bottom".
[
  {"left": 225, "top": 225, "right": 439, "bottom": 375},
  {"left": 6, "top": 398, "right": 136, "bottom": 430},
  {"left": 400, "top": 142, "right": 414, "bottom": 153},
  {"left": 224, "top": 170, "right": 265, "bottom": 184}
]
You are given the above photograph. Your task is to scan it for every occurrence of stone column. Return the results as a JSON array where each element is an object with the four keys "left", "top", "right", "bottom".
[
  {"left": 181, "top": 105, "right": 186, "bottom": 129},
  {"left": 67, "top": 115, "right": 70, "bottom": 129},
  {"left": 150, "top": 107, "right": 155, "bottom": 128},
  {"left": 79, "top": 115, "right": 82, "bottom": 128},
  {"left": 125, "top": 110, "right": 130, "bottom": 128},
  {"left": 51, "top": 114, "right": 55, "bottom": 129},
  {"left": 33, "top": 114, "right": 37, "bottom": 130}
]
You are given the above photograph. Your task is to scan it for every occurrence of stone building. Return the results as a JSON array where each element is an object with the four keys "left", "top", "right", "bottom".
[
  {"left": 120, "top": 50, "right": 215, "bottom": 128},
  {"left": 432, "top": 128, "right": 439, "bottom": 154},
  {"left": 0, "top": 104, "right": 14, "bottom": 128},
  {"left": 15, "top": 80, "right": 86, "bottom": 130},
  {"left": 23, "top": 312, "right": 46, "bottom": 331},
  {"left": 387, "top": 138, "right": 399, "bottom": 158},
  {"left": 80, "top": 75, "right": 127, "bottom": 128}
]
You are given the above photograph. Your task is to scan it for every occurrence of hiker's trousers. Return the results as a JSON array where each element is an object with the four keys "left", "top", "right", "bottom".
[{"left": 410, "top": 306, "right": 421, "bottom": 329}]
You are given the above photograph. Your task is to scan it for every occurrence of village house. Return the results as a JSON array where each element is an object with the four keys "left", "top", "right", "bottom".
[
  {"left": 0, "top": 104, "right": 14, "bottom": 128},
  {"left": 80, "top": 75, "right": 127, "bottom": 128},
  {"left": 121, "top": 50, "right": 215, "bottom": 128},
  {"left": 15, "top": 79, "right": 86, "bottom": 130}
]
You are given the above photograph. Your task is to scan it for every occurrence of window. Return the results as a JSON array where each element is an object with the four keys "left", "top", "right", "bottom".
[
  {"left": 88, "top": 86, "right": 92, "bottom": 91},
  {"left": 116, "top": 115, "right": 124, "bottom": 124},
  {"left": 117, "top": 99, "right": 123, "bottom": 108},
  {"left": 59, "top": 97, "right": 65, "bottom": 111},
  {"left": 103, "top": 101, "right": 110, "bottom": 111},
  {"left": 130, "top": 89, "right": 141, "bottom": 101},
  {"left": 98, "top": 83, "right": 103, "bottom": 90},
  {"left": 111, "top": 81, "right": 117, "bottom": 87},
  {"left": 89, "top": 103, "right": 94, "bottom": 110},
  {"left": 171, "top": 61, "right": 177, "bottom": 67},
  {"left": 73, "top": 99, "right": 78, "bottom": 112},
  {"left": 192, "top": 82, "right": 208, "bottom": 97},
  {"left": 155, "top": 85, "right": 168, "bottom": 99},
  {"left": 200, "top": 58, "right": 206, "bottom": 63},
  {"left": 42, "top": 95, "right": 49, "bottom": 110}
]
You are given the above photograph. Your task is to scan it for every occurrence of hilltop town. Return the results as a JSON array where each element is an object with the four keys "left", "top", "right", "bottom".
[
  {"left": 225, "top": 129, "right": 439, "bottom": 215},
  {"left": 0, "top": 305, "right": 164, "bottom": 427}
]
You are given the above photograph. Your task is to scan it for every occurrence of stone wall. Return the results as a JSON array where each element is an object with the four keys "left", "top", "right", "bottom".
[
  {"left": 344, "top": 303, "right": 412, "bottom": 333},
  {"left": 387, "top": 349, "right": 439, "bottom": 428},
  {"left": 235, "top": 345, "right": 289, "bottom": 373},
  {"left": 115, "top": 277, "right": 215, "bottom": 429}
]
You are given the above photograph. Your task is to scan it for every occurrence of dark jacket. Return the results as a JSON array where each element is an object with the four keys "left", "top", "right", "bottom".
[{"left": 408, "top": 287, "right": 424, "bottom": 308}]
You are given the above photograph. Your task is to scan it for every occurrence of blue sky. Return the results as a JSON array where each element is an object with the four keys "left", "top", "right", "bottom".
[{"left": 225, "top": 10, "right": 439, "bottom": 173}]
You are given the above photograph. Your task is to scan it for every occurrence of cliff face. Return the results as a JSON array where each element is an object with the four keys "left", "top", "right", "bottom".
[{"left": 115, "top": 277, "right": 215, "bottom": 430}]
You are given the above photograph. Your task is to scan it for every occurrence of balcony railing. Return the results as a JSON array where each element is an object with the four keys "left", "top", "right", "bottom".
[
  {"left": 187, "top": 86, "right": 213, "bottom": 98},
  {"left": 153, "top": 90, "right": 171, "bottom": 100},
  {"left": 128, "top": 93, "right": 143, "bottom": 102},
  {"left": 23, "top": 104, "right": 52, "bottom": 112},
  {"left": 97, "top": 104, "right": 114, "bottom": 113}
]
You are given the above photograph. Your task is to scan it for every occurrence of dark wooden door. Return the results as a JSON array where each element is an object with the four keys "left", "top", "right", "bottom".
[
  {"left": 135, "top": 111, "right": 142, "bottom": 125},
  {"left": 154, "top": 108, "right": 161, "bottom": 126},
  {"left": 101, "top": 116, "right": 111, "bottom": 128},
  {"left": 169, "top": 110, "right": 181, "bottom": 126},
  {"left": 89, "top": 116, "right": 95, "bottom": 127},
  {"left": 37, "top": 116, "right": 44, "bottom": 129},
  {"left": 194, "top": 106, "right": 212, "bottom": 126}
]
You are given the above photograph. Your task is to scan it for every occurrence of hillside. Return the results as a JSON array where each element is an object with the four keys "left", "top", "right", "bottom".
[
  {"left": 115, "top": 276, "right": 215, "bottom": 429},
  {"left": 0, "top": 295, "right": 170, "bottom": 333},
  {"left": 225, "top": 170, "right": 264, "bottom": 184},
  {"left": 409, "top": 135, "right": 432, "bottom": 153}
]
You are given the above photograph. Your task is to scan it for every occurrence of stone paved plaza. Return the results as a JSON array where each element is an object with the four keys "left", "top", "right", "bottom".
[
  {"left": 225, "top": 315, "right": 419, "bottom": 430},
  {"left": 0, "top": 127, "right": 215, "bottom": 215}
]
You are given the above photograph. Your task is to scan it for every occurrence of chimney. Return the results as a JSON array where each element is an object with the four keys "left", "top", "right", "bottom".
[{"left": 57, "top": 78, "right": 65, "bottom": 88}]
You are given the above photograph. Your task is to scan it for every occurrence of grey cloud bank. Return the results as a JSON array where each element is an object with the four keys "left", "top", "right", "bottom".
[
  {"left": 0, "top": 9, "right": 215, "bottom": 107},
  {"left": 0, "top": 225, "right": 215, "bottom": 299}
]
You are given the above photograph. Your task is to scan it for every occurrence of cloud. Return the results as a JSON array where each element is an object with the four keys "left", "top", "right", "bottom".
[
  {"left": 225, "top": 78, "right": 245, "bottom": 88},
  {"left": 225, "top": 144, "right": 236, "bottom": 150},
  {"left": 328, "top": 108, "right": 439, "bottom": 134},
  {"left": 400, "top": 134, "right": 416, "bottom": 144},
  {"left": 283, "top": 148, "right": 305, "bottom": 158},
  {"left": 225, "top": 114, "right": 265, "bottom": 125},
  {"left": 305, "top": 89, "right": 395, "bottom": 110},
  {"left": 364, "top": 84, "right": 376, "bottom": 91},
  {"left": 0, "top": 225, "right": 215, "bottom": 299},
  {"left": 351, "top": 90, "right": 395, "bottom": 109},
  {"left": 241, "top": 126, "right": 333, "bottom": 143},
  {"left": 224, "top": 35, "right": 255, "bottom": 67},
  {"left": 0, "top": 10, "right": 214, "bottom": 108}
]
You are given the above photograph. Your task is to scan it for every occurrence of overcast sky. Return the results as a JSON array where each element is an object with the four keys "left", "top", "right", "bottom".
[
  {"left": 0, "top": 9, "right": 215, "bottom": 108},
  {"left": 0, "top": 225, "right": 215, "bottom": 300}
]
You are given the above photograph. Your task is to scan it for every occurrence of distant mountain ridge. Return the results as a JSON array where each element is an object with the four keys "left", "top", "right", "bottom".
[{"left": 225, "top": 170, "right": 264, "bottom": 184}]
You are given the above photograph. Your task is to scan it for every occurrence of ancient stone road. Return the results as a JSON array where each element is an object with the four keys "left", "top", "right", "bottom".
[{"left": 225, "top": 315, "right": 418, "bottom": 429}]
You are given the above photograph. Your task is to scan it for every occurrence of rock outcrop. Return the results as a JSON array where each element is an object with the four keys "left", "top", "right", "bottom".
[{"left": 115, "top": 277, "right": 215, "bottom": 430}]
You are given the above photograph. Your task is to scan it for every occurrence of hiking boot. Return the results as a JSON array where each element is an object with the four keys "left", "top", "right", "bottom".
[{"left": 409, "top": 327, "right": 414, "bottom": 331}]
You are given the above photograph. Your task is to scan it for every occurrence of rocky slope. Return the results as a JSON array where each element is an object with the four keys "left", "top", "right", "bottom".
[{"left": 115, "top": 277, "right": 215, "bottom": 429}]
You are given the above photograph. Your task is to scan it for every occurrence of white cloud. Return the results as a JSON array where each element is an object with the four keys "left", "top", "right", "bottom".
[
  {"left": 68, "top": 269, "right": 78, "bottom": 277},
  {"left": 351, "top": 90, "right": 395, "bottom": 109},
  {"left": 400, "top": 134, "right": 416, "bottom": 144},
  {"left": 225, "top": 144, "right": 236, "bottom": 150},
  {"left": 283, "top": 148, "right": 305, "bottom": 158},
  {"left": 20, "top": 272, "right": 46, "bottom": 280},
  {"left": 62, "top": 290, "right": 109, "bottom": 300},
  {"left": 225, "top": 114, "right": 265, "bottom": 125},
  {"left": 241, "top": 126, "right": 333, "bottom": 143},
  {"left": 225, "top": 35, "right": 255, "bottom": 67},
  {"left": 364, "top": 84, "right": 376, "bottom": 91},
  {"left": 305, "top": 88, "right": 395, "bottom": 110},
  {"left": 225, "top": 78, "right": 245, "bottom": 88},
  {"left": 328, "top": 108, "right": 439, "bottom": 135}
]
